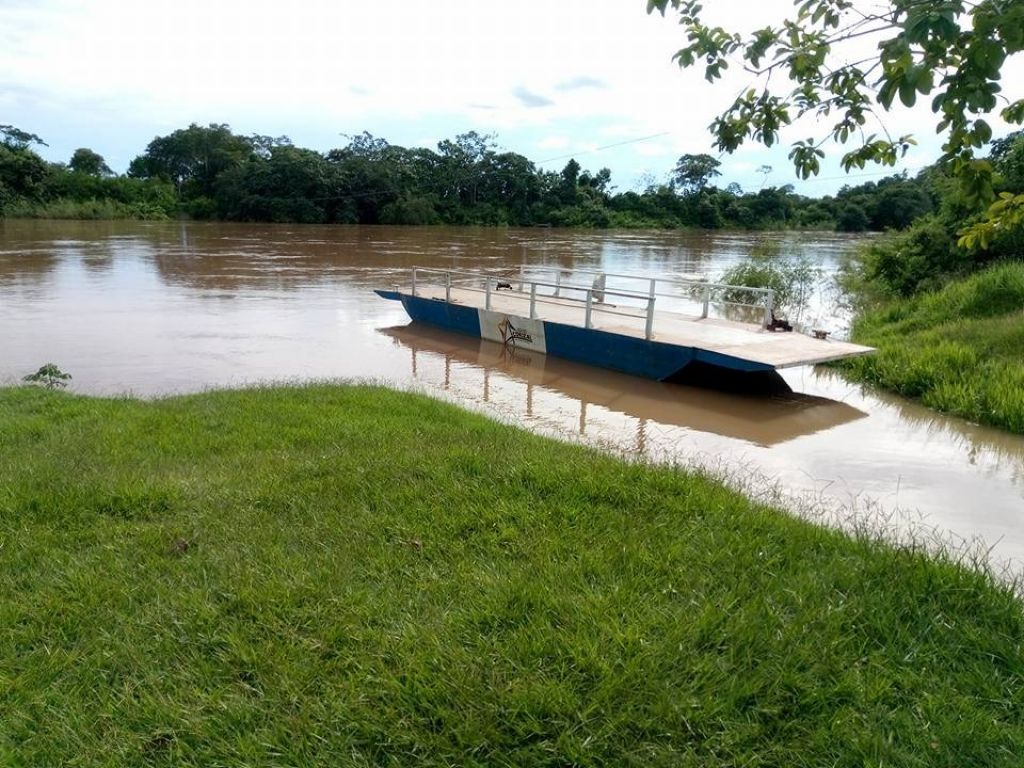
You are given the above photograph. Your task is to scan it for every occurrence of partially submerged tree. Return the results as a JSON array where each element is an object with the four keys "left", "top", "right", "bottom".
[{"left": 647, "top": 0, "right": 1023, "bottom": 205}]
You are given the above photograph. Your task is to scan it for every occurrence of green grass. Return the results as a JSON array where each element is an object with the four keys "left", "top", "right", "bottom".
[
  {"left": 841, "top": 261, "right": 1024, "bottom": 433},
  {"left": 1, "top": 384, "right": 1022, "bottom": 766}
]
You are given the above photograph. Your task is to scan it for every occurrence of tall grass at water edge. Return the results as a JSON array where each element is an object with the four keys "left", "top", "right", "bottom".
[
  {"left": 841, "top": 261, "right": 1024, "bottom": 433},
  {"left": 3, "top": 197, "right": 171, "bottom": 220},
  {"left": 1, "top": 383, "right": 1022, "bottom": 766}
]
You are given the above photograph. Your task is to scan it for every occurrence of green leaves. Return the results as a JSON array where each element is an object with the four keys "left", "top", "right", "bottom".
[
  {"left": 958, "top": 192, "right": 1024, "bottom": 251},
  {"left": 840, "top": 135, "right": 916, "bottom": 172},
  {"left": 1002, "top": 100, "right": 1024, "bottom": 126},
  {"left": 708, "top": 90, "right": 792, "bottom": 154},
  {"left": 788, "top": 140, "right": 825, "bottom": 179},
  {"left": 673, "top": 20, "right": 742, "bottom": 82},
  {"left": 0, "top": 125, "right": 47, "bottom": 150},
  {"left": 648, "top": 0, "right": 1023, "bottom": 193}
]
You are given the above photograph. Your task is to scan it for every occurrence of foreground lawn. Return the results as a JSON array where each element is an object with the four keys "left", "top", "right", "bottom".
[
  {"left": 842, "top": 261, "right": 1024, "bottom": 434},
  {"left": 1, "top": 385, "right": 1022, "bottom": 766}
]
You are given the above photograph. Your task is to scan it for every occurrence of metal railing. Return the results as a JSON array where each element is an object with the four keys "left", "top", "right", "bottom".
[
  {"left": 406, "top": 267, "right": 775, "bottom": 339},
  {"left": 516, "top": 265, "right": 776, "bottom": 326}
]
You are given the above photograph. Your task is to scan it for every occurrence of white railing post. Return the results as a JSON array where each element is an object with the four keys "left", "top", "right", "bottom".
[
  {"left": 554, "top": 271, "right": 561, "bottom": 298},
  {"left": 518, "top": 264, "right": 525, "bottom": 292},
  {"left": 485, "top": 277, "right": 492, "bottom": 310},
  {"left": 645, "top": 296, "right": 655, "bottom": 340},
  {"left": 529, "top": 282, "right": 537, "bottom": 319},
  {"left": 763, "top": 290, "right": 774, "bottom": 328},
  {"left": 702, "top": 285, "right": 710, "bottom": 319},
  {"left": 585, "top": 289, "right": 594, "bottom": 329},
  {"left": 445, "top": 271, "right": 451, "bottom": 303},
  {"left": 648, "top": 278, "right": 656, "bottom": 302},
  {"left": 411, "top": 268, "right": 417, "bottom": 297}
]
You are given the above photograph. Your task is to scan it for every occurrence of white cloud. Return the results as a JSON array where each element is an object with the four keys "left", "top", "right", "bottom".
[
  {"left": 3, "top": 0, "right": 1020, "bottom": 191},
  {"left": 537, "top": 136, "right": 570, "bottom": 150},
  {"left": 634, "top": 142, "right": 673, "bottom": 157},
  {"left": 554, "top": 76, "right": 607, "bottom": 92}
]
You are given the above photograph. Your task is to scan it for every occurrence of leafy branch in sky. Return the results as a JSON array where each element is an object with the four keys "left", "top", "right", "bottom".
[{"left": 647, "top": 0, "right": 1023, "bottom": 205}]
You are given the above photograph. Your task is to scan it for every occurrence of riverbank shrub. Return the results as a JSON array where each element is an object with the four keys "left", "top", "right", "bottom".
[
  {"left": 2, "top": 383, "right": 1022, "bottom": 765},
  {"left": 841, "top": 262, "right": 1024, "bottom": 433},
  {"left": 845, "top": 215, "right": 967, "bottom": 297}
]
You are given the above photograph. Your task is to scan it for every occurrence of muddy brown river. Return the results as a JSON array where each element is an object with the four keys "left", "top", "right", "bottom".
[{"left": 2, "top": 220, "right": 1022, "bottom": 572}]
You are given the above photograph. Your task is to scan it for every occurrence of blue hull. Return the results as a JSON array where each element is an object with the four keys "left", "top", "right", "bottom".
[{"left": 376, "top": 290, "right": 774, "bottom": 382}]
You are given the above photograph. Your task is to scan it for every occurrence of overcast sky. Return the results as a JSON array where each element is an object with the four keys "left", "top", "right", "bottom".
[{"left": 2, "top": 0, "right": 1021, "bottom": 195}]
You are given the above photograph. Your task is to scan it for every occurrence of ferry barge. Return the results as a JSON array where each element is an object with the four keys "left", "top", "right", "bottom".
[{"left": 375, "top": 267, "right": 873, "bottom": 390}]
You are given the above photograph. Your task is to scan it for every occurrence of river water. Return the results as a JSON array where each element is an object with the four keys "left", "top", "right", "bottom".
[{"left": 2, "top": 220, "right": 1022, "bottom": 572}]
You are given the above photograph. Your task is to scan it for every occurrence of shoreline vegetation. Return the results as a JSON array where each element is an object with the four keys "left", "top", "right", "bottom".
[
  {"left": 2, "top": 123, "right": 933, "bottom": 230},
  {"left": 840, "top": 262, "right": 1024, "bottom": 434},
  {"left": 2, "top": 383, "right": 1023, "bottom": 765}
]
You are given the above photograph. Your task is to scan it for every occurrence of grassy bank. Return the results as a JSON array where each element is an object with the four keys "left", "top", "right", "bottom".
[
  {"left": 1, "top": 384, "right": 1022, "bottom": 766},
  {"left": 840, "top": 262, "right": 1024, "bottom": 433}
]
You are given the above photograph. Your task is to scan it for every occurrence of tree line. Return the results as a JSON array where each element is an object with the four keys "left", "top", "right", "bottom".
[{"left": 2, "top": 122, "right": 939, "bottom": 231}]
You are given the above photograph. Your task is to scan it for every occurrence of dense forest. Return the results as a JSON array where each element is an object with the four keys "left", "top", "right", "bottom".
[{"left": 2, "top": 122, "right": 938, "bottom": 231}]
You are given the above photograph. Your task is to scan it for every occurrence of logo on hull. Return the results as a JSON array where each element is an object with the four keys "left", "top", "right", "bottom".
[{"left": 498, "top": 316, "right": 533, "bottom": 347}]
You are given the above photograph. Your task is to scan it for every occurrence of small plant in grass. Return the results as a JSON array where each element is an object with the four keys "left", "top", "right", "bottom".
[{"left": 23, "top": 363, "right": 72, "bottom": 389}]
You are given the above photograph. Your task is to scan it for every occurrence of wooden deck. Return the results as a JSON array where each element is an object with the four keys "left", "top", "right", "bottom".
[{"left": 414, "top": 285, "right": 874, "bottom": 370}]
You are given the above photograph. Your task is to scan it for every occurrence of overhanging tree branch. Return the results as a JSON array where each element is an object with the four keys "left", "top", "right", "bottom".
[{"left": 647, "top": 0, "right": 1023, "bottom": 204}]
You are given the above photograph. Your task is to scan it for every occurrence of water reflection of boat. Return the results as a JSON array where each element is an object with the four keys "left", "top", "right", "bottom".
[{"left": 381, "top": 323, "right": 867, "bottom": 448}]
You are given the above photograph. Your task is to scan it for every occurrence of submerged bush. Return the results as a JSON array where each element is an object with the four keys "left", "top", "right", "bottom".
[
  {"left": 720, "top": 241, "right": 820, "bottom": 318},
  {"left": 4, "top": 197, "right": 171, "bottom": 220}
]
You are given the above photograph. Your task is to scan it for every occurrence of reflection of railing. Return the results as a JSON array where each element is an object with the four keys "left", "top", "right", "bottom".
[{"left": 407, "top": 267, "right": 776, "bottom": 338}]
